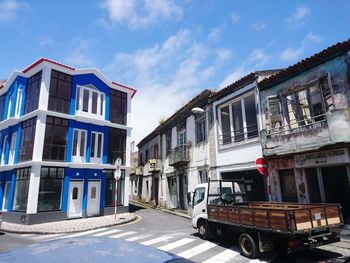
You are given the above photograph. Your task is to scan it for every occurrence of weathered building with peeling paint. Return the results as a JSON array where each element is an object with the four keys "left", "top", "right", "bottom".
[{"left": 259, "top": 39, "right": 350, "bottom": 225}]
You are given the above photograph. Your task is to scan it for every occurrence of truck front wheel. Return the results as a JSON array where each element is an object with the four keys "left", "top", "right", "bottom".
[
  {"left": 197, "top": 220, "right": 213, "bottom": 240},
  {"left": 239, "top": 233, "right": 260, "bottom": 259}
]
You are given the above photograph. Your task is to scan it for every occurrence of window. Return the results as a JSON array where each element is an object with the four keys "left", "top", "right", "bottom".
[
  {"left": 25, "top": 71, "right": 42, "bottom": 114},
  {"left": 48, "top": 70, "right": 72, "bottom": 114},
  {"left": 105, "top": 170, "right": 125, "bottom": 206},
  {"left": 0, "top": 95, "right": 5, "bottom": 121},
  {"left": 8, "top": 131, "right": 17, "bottom": 165},
  {"left": 108, "top": 128, "right": 126, "bottom": 165},
  {"left": 12, "top": 167, "right": 31, "bottom": 212},
  {"left": 178, "top": 129, "right": 186, "bottom": 146},
  {"left": 2, "top": 181, "right": 10, "bottom": 211},
  {"left": 139, "top": 153, "right": 143, "bottom": 166},
  {"left": 91, "top": 187, "right": 96, "bottom": 199},
  {"left": 220, "top": 105, "right": 231, "bottom": 145},
  {"left": 90, "top": 131, "right": 103, "bottom": 163},
  {"left": 7, "top": 94, "right": 13, "bottom": 119},
  {"left": 37, "top": 167, "right": 64, "bottom": 212},
  {"left": 1, "top": 135, "right": 8, "bottom": 164},
  {"left": 19, "top": 117, "right": 36, "bottom": 162},
  {"left": 199, "top": 170, "right": 208, "bottom": 183},
  {"left": 284, "top": 83, "right": 326, "bottom": 129},
  {"left": 267, "top": 96, "right": 282, "bottom": 131},
  {"left": 110, "top": 89, "right": 127, "bottom": 125},
  {"left": 15, "top": 89, "right": 23, "bottom": 117},
  {"left": 153, "top": 144, "right": 159, "bottom": 159},
  {"left": 76, "top": 85, "right": 105, "bottom": 119},
  {"left": 72, "top": 129, "right": 87, "bottom": 163},
  {"left": 193, "top": 187, "right": 205, "bottom": 205},
  {"left": 195, "top": 117, "right": 206, "bottom": 144},
  {"left": 145, "top": 149, "right": 149, "bottom": 163},
  {"left": 72, "top": 187, "right": 78, "bottom": 200},
  {"left": 165, "top": 132, "right": 171, "bottom": 156},
  {"left": 42, "top": 116, "right": 68, "bottom": 161},
  {"left": 219, "top": 93, "right": 258, "bottom": 146}
]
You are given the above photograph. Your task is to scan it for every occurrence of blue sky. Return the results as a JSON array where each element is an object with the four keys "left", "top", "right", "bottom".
[{"left": 1, "top": 0, "right": 349, "bottom": 144}]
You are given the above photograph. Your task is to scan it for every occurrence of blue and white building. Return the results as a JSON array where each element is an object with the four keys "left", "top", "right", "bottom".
[{"left": 0, "top": 58, "right": 136, "bottom": 224}]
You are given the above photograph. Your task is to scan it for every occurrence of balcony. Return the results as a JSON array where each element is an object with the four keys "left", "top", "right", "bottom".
[
  {"left": 148, "top": 159, "right": 162, "bottom": 172},
  {"left": 169, "top": 144, "right": 190, "bottom": 167},
  {"left": 130, "top": 166, "right": 143, "bottom": 175},
  {"left": 261, "top": 109, "right": 350, "bottom": 157}
]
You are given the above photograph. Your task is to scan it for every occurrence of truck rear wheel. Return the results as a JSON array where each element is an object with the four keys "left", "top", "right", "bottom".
[{"left": 239, "top": 233, "right": 260, "bottom": 259}]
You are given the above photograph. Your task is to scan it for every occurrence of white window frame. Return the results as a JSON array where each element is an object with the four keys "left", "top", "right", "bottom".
[
  {"left": 2, "top": 181, "right": 10, "bottom": 211},
  {"left": 76, "top": 85, "right": 105, "bottom": 119},
  {"left": 15, "top": 89, "right": 23, "bottom": 118},
  {"left": 1, "top": 135, "right": 8, "bottom": 165},
  {"left": 90, "top": 131, "right": 103, "bottom": 164},
  {"left": 218, "top": 91, "right": 259, "bottom": 147},
  {"left": 72, "top": 129, "right": 87, "bottom": 163},
  {"left": 7, "top": 95, "right": 13, "bottom": 119},
  {"left": 8, "top": 131, "right": 17, "bottom": 165}
]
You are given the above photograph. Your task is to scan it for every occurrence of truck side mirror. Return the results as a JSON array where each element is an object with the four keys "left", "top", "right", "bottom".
[{"left": 187, "top": 192, "right": 193, "bottom": 206}]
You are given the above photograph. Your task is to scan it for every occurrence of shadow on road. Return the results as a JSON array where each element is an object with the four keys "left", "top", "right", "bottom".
[{"left": 129, "top": 204, "right": 147, "bottom": 213}]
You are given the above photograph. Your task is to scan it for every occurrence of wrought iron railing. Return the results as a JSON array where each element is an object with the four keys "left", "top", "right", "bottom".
[{"left": 168, "top": 144, "right": 189, "bottom": 166}]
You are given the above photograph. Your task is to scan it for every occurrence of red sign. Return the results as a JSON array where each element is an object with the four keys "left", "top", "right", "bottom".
[{"left": 256, "top": 158, "right": 268, "bottom": 176}]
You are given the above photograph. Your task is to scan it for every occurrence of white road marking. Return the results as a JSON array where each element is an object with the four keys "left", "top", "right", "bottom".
[
  {"left": 140, "top": 235, "right": 175, "bottom": 246},
  {"left": 110, "top": 231, "right": 137, "bottom": 238},
  {"left": 177, "top": 241, "right": 217, "bottom": 259},
  {"left": 93, "top": 229, "right": 121, "bottom": 237},
  {"left": 125, "top": 234, "right": 154, "bottom": 242},
  {"left": 157, "top": 238, "right": 195, "bottom": 251},
  {"left": 60, "top": 228, "right": 109, "bottom": 239},
  {"left": 202, "top": 248, "right": 240, "bottom": 263}
]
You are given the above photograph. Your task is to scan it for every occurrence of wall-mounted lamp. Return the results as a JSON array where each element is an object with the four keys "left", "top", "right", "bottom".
[
  {"left": 191, "top": 107, "right": 206, "bottom": 115},
  {"left": 76, "top": 172, "right": 80, "bottom": 176}
]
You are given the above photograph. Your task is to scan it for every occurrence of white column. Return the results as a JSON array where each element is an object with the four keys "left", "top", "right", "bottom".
[
  {"left": 124, "top": 169, "right": 130, "bottom": 207},
  {"left": 26, "top": 164, "right": 41, "bottom": 214},
  {"left": 125, "top": 128, "right": 131, "bottom": 167},
  {"left": 38, "top": 64, "right": 51, "bottom": 111},
  {"left": 32, "top": 112, "right": 47, "bottom": 161}
]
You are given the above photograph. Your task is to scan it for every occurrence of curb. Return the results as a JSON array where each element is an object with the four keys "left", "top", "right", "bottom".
[
  {"left": 130, "top": 200, "right": 191, "bottom": 220},
  {"left": 0, "top": 214, "right": 139, "bottom": 235}
]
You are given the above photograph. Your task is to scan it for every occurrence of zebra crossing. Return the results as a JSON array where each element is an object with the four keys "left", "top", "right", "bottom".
[{"left": 20, "top": 228, "right": 273, "bottom": 263}]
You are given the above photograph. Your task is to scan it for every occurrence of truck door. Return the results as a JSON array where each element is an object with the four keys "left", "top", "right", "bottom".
[{"left": 192, "top": 187, "right": 207, "bottom": 223}]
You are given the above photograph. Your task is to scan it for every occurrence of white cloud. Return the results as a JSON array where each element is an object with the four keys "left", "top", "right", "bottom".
[
  {"left": 208, "top": 25, "right": 225, "bottom": 42},
  {"left": 0, "top": 0, "right": 28, "bottom": 22},
  {"left": 63, "top": 39, "right": 97, "bottom": 68},
  {"left": 280, "top": 32, "right": 322, "bottom": 61},
  {"left": 100, "top": 0, "right": 182, "bottom": 30},
  {"left": 231, "top": 12, "right": 240, "bottom": 24},
  {"left": 104, "top": 29, "right": 227, "bottom": 143},
  {"left": 249, "top": 48, "right": 270, "bottom": 67},
  {"left": 216, "top": 48, "right": 232, "bottom": 63},
  {"left": 286, "top": 6, "right": 310, "bottom": 28},
  {"left": 219, "top": 66, "right": 247, "bottom": 89},
  {"left": 250, "top": 21, "right": 266, "bottom": 31}
]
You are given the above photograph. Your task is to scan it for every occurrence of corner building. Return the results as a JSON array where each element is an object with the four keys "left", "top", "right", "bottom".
[{"left": 0, "top": 58, "right": 136, "bottom": 224}]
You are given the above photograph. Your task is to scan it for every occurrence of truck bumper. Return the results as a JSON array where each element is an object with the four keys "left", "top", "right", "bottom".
[{"left": 287, "top": 237, "right": 341, "bottom": 254}]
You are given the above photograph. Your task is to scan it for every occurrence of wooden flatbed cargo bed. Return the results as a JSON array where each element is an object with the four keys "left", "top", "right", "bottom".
[{"left": 207, "top": 201, "right": 342, "bottom": 235}]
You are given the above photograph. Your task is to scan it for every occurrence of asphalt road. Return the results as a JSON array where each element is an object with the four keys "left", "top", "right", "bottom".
[{"left": 0, "top": 205, "right": 349, "bottom": 263}]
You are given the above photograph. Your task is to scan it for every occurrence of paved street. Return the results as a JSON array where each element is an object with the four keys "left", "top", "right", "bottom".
[{"left": 1, "top": 205, "right": 350, "bottom": 263}]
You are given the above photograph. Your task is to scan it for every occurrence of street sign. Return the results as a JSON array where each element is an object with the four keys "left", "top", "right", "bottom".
[
  {"left": 114, "top": 158, "right": 122, "bottom": 180},
  {"left": 114, "top": 157, "right": 122, "bottom": 220},
  {"left": 255, "top": 158, "right": 268, "bottom": 175}
]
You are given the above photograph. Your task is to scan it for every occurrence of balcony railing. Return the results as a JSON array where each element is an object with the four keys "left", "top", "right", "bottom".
[
  {"left": 168, "top": 144, "right": 189, "bottom": 167},
  {"left": 218, "top": 123, "right": 259, "bottom": 147},
  {"left": 263, "top": 113, "right": 327, "bottom": 138}
]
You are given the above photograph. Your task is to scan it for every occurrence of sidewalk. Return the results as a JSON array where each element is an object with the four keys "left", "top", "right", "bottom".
[
  {"left": 130, "top": 200, "right": 191, "bottom": 219},
  {"left": 0, "top": 213, "right": 137, "bottom": 234}
]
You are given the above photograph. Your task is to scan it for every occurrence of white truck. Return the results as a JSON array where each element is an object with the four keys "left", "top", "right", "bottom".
[{"left": 189, "top": 179, "right": 342, "bottom": 259}]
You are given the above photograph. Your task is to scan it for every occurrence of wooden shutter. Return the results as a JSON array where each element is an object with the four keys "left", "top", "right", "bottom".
[
  {"left": 267, "top": 96, "right": 282, "bottom": 129},
  {"left": 319, "top": 73, "right": 334, "bottom": 111}
]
